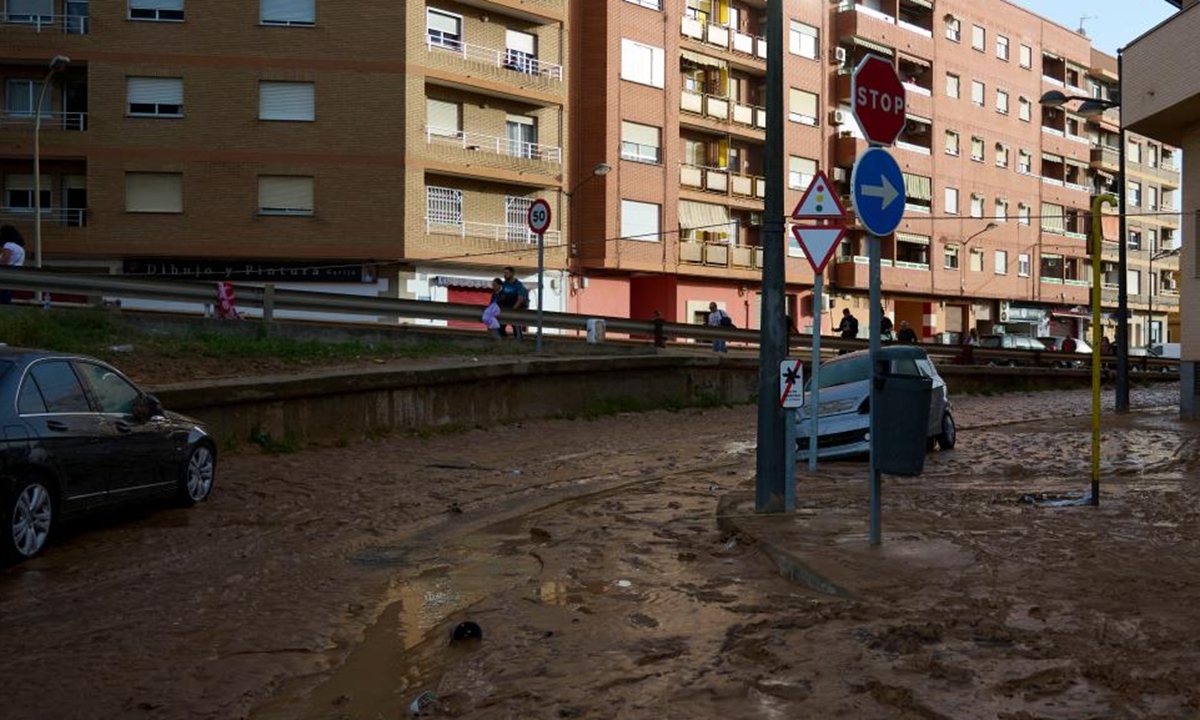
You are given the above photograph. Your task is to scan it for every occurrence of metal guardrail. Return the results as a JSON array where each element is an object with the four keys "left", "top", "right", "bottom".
[{"left": 0, "top": 268, "right": 1180, "bottom": 372}]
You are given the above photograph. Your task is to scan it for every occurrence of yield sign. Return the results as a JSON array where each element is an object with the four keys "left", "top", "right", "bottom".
[
  {"left": 791, "top": 225, "right": 846, "bottom": 275},
  {"left": 791, "top": 170, "right": 846, "bottom": 220}
]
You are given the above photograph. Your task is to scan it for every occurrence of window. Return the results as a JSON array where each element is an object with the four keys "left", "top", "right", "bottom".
[
  {"left": 3, "top": 79, "right": 51, "bottom": 118},
  {"left": 1148, "top": 228, "right": 1158, "bottom": 252},
  {"left": 75, "top": 363, "right": 140, "bottom": 415},
  {"left": 1041, "top": 202, "right": 1065, "bottom": 234},
  {"left": 259, "top": 81, "right": 314, "bottom": 121},
  {"left": 1148, "top": 186, "right": 1159, "bottom": 210},
  {"left": 3, "top": 175, "right": 50, "bottom": 213},
  {"left": 1018, "top": 253, "right": 1030, "bottom": 277},
  {"left": 621, "top": 121, "right": 661, "bottom": 163},
  {"left": 945, "top": 73, "right": 960, "bottom": 98},
  {"left": 996, "top": 89, "right": 1009, "bottom": 114},
  {"left": 505, "top": 114, "right": 537, "bottom": 158},
  {"left": 970, "top": 194, "right": 984, "bottom": 218},
  {"left": 789, "top": 21, "right": 818, "bottom": 59},
  {"left": 426, "top": 186, "right": 462, "bottom": 228},
  {"left": 971, "top": 24, "right": 985, "bottom": 51},
  {"left": 995, "top": 199, "right": 1008, "bottom": 222},
  {"left": 426, "top": 8, "right": 461, "bottom": 49},
  {"left": 946, "top": 16, "right": 961, "bottom": 42},
  {"left": 971, "top": 80, "right": 984, "bottom": 106},
  {"left": 944, "top": 244, "right": 960, "bottom": 269},
  {"left": 621, "top": 199, "right": 660, "bottom": 242},
  {"left": 1018, "top": 96, "right": 1031, "bottom": 121},
  {"left": 258, "top": 176, "right": 313, "bottom": 216},
  {"left": 1018, "top": 203, "right": 1030, "bottom": 225},
  {"left": 127, "top": 77, "right": 183, "bottom": 117},
  {"left": 1128, "top": 140, "right": 1142, "bottom": 164},
  {"left": 125, "top": 172, "right": 182, "bottom": 213},
  {"left": 969, "top": 248, "right": 984, "bottom": 272},
  {"left": 994, "top": 250, "right": 1008, "bottom": 274},
  {"left": 504, "top": 29, "right": 539, "bottom": 74},
  {"left": 24, "top": 361, "right": 89, "bottom": 414},
  {"left": 129, "top": 0, "right": 184, "bottom": 21},
  {"left": 624, "top": 0, "right": 662, "bottom": 9},
  {"left": 1127, "top": 181, "right": 1141, "bottom": 207},
  {"left": 426, "top": 98, "right": 460, "bottom": 137},
  {"left": 788, "top": 156, "right": 817, "bottom": 190},
  {"left": 1128, "top": 270, "right": 1141, "bottom": 295},
  {"left": 996, "top": 35, "right": 1009, "bottom": 60},
  {"left": 1148, "top": 144, "right": 1159, "bottom": 168},
  {"left": 970, "top": 136, "right": 984, "bottom": 162},
  {"left": 945, "top": 187, "right": 959, "bottom": 214},
  {"left": 261, "top": 0, "right": 314, "bottom": 26},
  {"left": 620, "top": 39, "right": 665, "bottom": 88},
  {"left": 788, "top": 88, "right": 818, "bottom": 125},
  {"left": 1019, "top": 44, "right": 1032, "bottom": 68},
  {"left": 1128, "top": 228, "right": 1142, "bottom": 250},
  {"left": 995, "top": 143, "right": 1009, "bottom": 168},
  {"left": 944, "top": 130, "right": 960, "bottom": 156},
  {"left": 1018, "top": 150, "right": 1032, "bottom": 174}
]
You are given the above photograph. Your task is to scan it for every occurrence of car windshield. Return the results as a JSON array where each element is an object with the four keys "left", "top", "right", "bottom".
[{"left": 809, "top": 354, "right": 870, "bottom": 390}]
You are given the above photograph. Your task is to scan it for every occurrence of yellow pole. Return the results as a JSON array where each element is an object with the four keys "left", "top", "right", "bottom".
[{"left": 1090, "top": 193, "right": 1118, "bottom": 505}]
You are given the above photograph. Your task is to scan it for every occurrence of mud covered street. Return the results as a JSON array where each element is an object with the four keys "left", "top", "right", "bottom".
[{"left": 1, "top": 383, "right": 1197, "bottom": 719}]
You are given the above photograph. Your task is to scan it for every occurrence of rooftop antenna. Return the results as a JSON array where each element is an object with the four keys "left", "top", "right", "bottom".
[{"left": 1078, "top": 14, "right": 1096, "bottom": 36}]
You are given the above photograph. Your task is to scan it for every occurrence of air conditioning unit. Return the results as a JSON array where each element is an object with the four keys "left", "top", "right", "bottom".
[
  {"left": 999, "top": 301, "right": 1011, "bottom": 323},
  {"left": 831, "top": 108, "right": 847, "bottom": 125},
  {"left": 833, "top": 46, "right": 848, "bottom": 66},
  {"left": 832, "top": 167, "right": 848, "bottom": 183},
  {"left": 748, "top": 211, "right": 763, "bottom": 227}
]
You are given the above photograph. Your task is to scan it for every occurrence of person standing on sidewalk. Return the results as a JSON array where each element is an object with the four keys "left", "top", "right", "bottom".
[
  {"left": 0, "top": 224, "right": 27, "bottom": 305},
  {"left": 707, "top": 302, "right": 730, "bottom": 352},
  {"left": 497, "top": 267, "right": 529, "bottom": 340}
]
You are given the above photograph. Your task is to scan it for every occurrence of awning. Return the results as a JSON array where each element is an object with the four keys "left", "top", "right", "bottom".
[
  {"left": 903, "top": 173, "right": 931, "bottom": 201},
  {"left": 678, "top": 200, "right": 729, "bottom": 230},
  {"left": 1042, "top": 152, "right": 1064, "bottom": 163},
  {"left": 905, "top": 112, "right": 932, "bottom": 125},
  {"left": 902, "top": 0, "right": 934, "bottom": 8},
  {"left": 850, "top": 36, "right": 893, "bottom": 55},
  {"left": 1065, "top": 156, "right": 1091, "bottom": 169},
  {"left": 898, "top": 53, "right": 931, "bottom": 69},
  {"left": 680, "top": 49, "right": 725, "bottom": 69},
  {"left": 431, "top": 275, "right": 493, "bottom": 290},
  {"left": 896, "top": 232, "right": 930, "bottom": 245}
]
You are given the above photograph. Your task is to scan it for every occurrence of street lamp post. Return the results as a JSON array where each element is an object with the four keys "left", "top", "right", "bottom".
[
  {"left": 1040, "top": 82, "right": 1127, "bottom": 410},
  {"left": 565, "top": 162, "right": 611, "bottom": 309},
  {"left": 34, "top": 54, "right": 71, "bottom": 306}
]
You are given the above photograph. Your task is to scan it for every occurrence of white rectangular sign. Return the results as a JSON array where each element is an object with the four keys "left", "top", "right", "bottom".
[{"left": 779, "top": 358, "right": 804, "bottom": 408}]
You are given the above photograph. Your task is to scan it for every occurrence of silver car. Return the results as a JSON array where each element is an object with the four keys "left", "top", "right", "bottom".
[{"left": 795, "top": 346, "right": 955, "bottom": 460}]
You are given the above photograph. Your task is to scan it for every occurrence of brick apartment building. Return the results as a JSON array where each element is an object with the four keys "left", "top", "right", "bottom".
[{"left": 0, "top": 0, "right": 1181, "bottom": 342}]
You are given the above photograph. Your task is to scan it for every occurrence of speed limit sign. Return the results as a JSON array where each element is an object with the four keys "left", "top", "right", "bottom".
[{"left": 527, "top": 198, "right": 552, "bottom": 235}]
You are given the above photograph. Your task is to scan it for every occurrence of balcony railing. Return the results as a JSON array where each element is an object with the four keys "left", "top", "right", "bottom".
[
  {"left": 731, "top": 101, "right": 767, "bottom": 129},
  {"left": 680, "top": 164, "right": 764, "bottom": 199},
  {"left": 896, "top": 140, "right": 931, "bottom": 155},
  {"left": 680, "top": 240, "right": 763, "bottom": 269},
  {"left": 0, "top": 207, "right": 87, "bottom": 226},
  {"left": 0, "top": 110, "right": 88, "bottom": 131},
  {"left": 426, "top": 35, "right": 563, "bottom": 82},
  {"left": 426, "top": 218, "right": 562, "bottom": 246},
  {"left": 1, "top": 12, "right": 88, "bottom": 33},
  {"left": 680, "top": 89, "right": 729, "bottom": 121},
  {"left": 1042, "top": 75, "right": 1065, "bottom": 87},
  {"left": 680, "top": 16, "right": 766, "bottom": 59},
  {"left": 426, "top": 128, "right": 562, "bottom": 164}
]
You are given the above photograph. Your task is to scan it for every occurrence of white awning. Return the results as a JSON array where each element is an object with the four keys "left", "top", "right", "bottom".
[
  {"left": 896, "top": 232, "right": 930, "bottom": 245},
  {"left": 680, "top": 49, "right": 725, "bottom": 69},
  {"left": 678, "top": 200, "right": 729, "bottom": 230}
]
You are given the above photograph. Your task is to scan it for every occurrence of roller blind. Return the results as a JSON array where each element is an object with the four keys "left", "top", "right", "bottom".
[
  {"left": 903, "top": 173, "right": 931, "bottom": 200},
  {"left": 621, "top": 199, "right": 660, "bottom": 241},
  {"left": 426, "top": 99, "right": 459, "bottom": 134},
  {"left": 258, "top": 176, "right": 313, "bottom": 214},
  {"left": 130, "top": 0, "right": 184, "bottom": 9},
  {"left": 259, "top": 82, "right": 314, "bottom": 121},
  {"left": 621, "top": 121, "right": 659, "bottom": 147},
  {"left": 126, "top": 173, "right": 182, "bottom": 213},
  {"left": 895, "top": 232, "right": 930, "bottom": 245},
  {"left": 789, "top": 88, "right": 817, "bottom": 119},
  {"left": 506, "top": 29, "right": 535, "bottom": 54},
  {"left": 427, "top": 9, "right": 459, "bottom": 34},
  {"left": 127, "top": 77, "right": 183, "bottom": 105},
  {"left": 261, "top": 0, "right": 314, "bottom": 24},
  {"left": 678, "top": 200, "right": 728, "bottom": 230},
  {"left": 8, "top": 0, "right": 53, "bottom": 15},
  {"left": 4, "top": 174, "right": 51, "bottom": 191}
]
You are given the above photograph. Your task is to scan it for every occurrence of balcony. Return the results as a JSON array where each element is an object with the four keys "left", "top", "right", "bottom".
[
  {"left": 424, "top": 217, "right": 562, "bottom": 247},
  {"left": 832, "top": 255, "right": 931, "bottom": 293},
  {"left": 1090, "top": 145, "right": 1120, "bottom": 173},
  {"left": 1, "top": 11, "right": 88, "bottom": 34},
  {"left": 680, "top": 16, "right": 767, "bottom": 68},
  {"left": 836, "top": 4, "right": 932, "bottom": 58},
  {"left": 423, "top": 35, "right": 564, "bottom": 100},
  {"left": 0, "top": 110, "right": 88, "bottom": 132},
  {"left": 425, "top": 128, "right": 561, "bottom": 177},
  {"left": 835, "top": 133, "right": 868, "bottom": 167},
  {"left": 0, "top": 207, "right": 87, "bottom": 228},
  {"left": 680, "top": 164, "right": 765, "bottom": 202}
]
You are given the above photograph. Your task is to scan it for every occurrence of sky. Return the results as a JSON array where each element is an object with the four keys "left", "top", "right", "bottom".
[{"left": 1014, "top": 0, "right": 1179, "bottom": 55}]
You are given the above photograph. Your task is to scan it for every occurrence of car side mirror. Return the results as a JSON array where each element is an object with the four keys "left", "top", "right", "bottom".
[{"left": 134, "top": 394, "right": 164, "bottom": 422}]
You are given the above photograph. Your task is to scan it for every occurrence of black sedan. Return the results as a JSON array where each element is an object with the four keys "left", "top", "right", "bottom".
[{"left": 0, "top": 347, "right": 216, "bottom": 563}]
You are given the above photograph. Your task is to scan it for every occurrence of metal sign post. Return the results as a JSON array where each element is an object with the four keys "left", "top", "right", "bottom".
[
  {"left": 527, "top": 199, "right": 552, "bottom": 353},
  {"left": 790, "top": 171, "right": 848, "bottom": 475}
]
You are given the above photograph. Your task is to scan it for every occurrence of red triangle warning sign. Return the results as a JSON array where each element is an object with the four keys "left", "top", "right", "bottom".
[
  {"left": 791, "top": 225, "right": 846, "bottom": 275},
  {"left": 791, "top": 170, "right": 846, "bottom": 220}
]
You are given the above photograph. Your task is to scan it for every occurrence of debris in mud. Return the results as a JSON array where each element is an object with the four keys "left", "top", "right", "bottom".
[
  {"left": 530, "top": 527, "right": 552, "bottom": 543},
  {"left": 408, "top": 690, "right": 440, "bottom": 716},
  {"left": 447, "top": 502, "right": 464, "bottom": 514},
  {"left": 451, "top": 621, "right": 483, "bottom": 643},
  {"left": 1018, "top": 491, "right": 1093, "bottom": 507}
]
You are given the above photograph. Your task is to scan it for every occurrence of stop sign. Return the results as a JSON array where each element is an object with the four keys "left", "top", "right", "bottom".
[{"left": 851, "top": 54, "right": 907, "bottom": 146}]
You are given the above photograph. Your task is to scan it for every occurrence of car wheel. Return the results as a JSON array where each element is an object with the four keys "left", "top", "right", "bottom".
[
  {"left": 5, "top": 477, "right": 55, "bottom": 564},
  {"left": 177, "top": 443, "right": 216, "bottom": 506},
  {"left": 937, "top": 412, "right": 957, "bottom": 450}
]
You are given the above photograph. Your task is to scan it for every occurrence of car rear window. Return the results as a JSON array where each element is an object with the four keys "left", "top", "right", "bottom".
[
  {"left": 24, "top": 361, "right": 90, "bottom": 413},
  {"left": 814, "top": 355, "right": 870, "bottom": 390}
]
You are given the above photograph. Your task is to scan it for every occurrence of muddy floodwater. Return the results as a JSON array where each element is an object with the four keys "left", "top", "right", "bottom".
[{"left": 2, "top": 383, "right": 1197, "bottom": 719}]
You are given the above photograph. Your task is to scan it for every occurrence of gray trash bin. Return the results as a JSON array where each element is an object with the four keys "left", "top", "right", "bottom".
[{"left": 874, "top": 372, "right": 933, "bottom": 476}]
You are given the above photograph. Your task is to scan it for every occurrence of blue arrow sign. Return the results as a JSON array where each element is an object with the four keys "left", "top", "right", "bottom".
[{"left": 851, "top": 147, "right": 906, "bottom": 237}]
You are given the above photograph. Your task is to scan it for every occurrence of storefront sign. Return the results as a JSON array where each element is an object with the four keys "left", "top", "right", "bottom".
[{"left": 124, "top": 259, "right": 378, "bottom": 283}]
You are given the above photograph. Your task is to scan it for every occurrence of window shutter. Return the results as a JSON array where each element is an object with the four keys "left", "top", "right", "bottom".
[
  {"left": 622, "top": 121, "right": 658, "bottom": 148},
  {"left": 259, "top": 82, "right": 314, "bottom": 121},
  {"left": 426, "top": 99, "right": 459, "bottom": 135},
  {"left": 426, "top": 9, "right": 459, "bottom": 34},
  {"left": 4, "top": 174, "right": 51, "bottom": 191},
  {"left": 506, "top": 29, "right": 535, "bottom": 54},
  {"left": 126, "top": 173, "right": 182, "bottom": 213},
  {"left": 258, "top": 176, "right": 313, "bottom": 213},
  {"left": 261, "top": 0, "right": 314, "bottom": 23},
  {"left": 8, "top": 0, "right": 53, "bottom": 15},
  {"left": 621, "top": 200, "right": 661, "bottom": 241},
  {"left": 130, "top": 0, "right": 184, "bottom": 9},
  {"left": 128, "top": 77, "right": 183, "bottom": 105}
]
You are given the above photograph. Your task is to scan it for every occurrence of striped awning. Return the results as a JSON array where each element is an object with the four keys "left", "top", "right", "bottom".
[
  {"left": 903, "top": 173, "right": 931, "bottom": 201},
  {"left": 680, "top": 49, "right": 725, "bottom": 69},
  {"left": 896, "top": 232, "right": 931, "bottom": 245},
  {"left": 850, "top": 36, "right": 893, "bottom": 55},
  {"left": 678, "top": 200, "right": 729, "bottom": 230}
]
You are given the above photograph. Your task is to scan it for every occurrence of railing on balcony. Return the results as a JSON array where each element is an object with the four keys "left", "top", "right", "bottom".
[
  {"left": 897, "top": 18, "right": 932, "bottom": 38},
  {"left": 426, "top": 34, "right": 563, "bottom": 82},
  {"left": 901, "top": 81, "right": 932, "bottom": 97},
  {"left": 425, "top": 217, "right": 562, "bottom": 245},
  {"left": 680, "top": 164, "right": 764, "bottom": 199},
  {"left": 1042, "top": 75, "right": 1065, "bottom": 87},
  {"left": 680, "top": 16, "right": 766, "bottom": 59},
  {"left": 731, "top": 101, "right": 767, "bottom": 129},
  {"left": 680, "top": 89, "right": 731, "bottom": 121},
  {"left": 0, "top": 110, "right": 88, "bottom": 131},
  {"left": 1041, "top": 125, "right": 1065, "bottom": 137},
  {"left": 896, "top": 140, "right": 931, "bottom": 155},
  {"left": 0, "top": 207, "right": 87, "bottom": 226},
  {"left": 680, "top": 240, "right": 763, "bottom": 269},
  {"left": 426, "top": 127, "right": 562, "bottom": 164},
  {"left": 1, "top": 12, "right": 88, "bottom": 33}
]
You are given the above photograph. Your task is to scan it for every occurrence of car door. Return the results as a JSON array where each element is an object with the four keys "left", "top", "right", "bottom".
[
  {"left": 73, "top": 361, "right": 176, "bottom": 498},
  {"left": 17, "top": 359, "right": 112, "bottom": 510}
]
